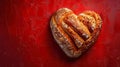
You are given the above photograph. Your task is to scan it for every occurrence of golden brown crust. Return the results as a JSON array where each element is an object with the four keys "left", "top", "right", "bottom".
[{"left": 50, "top": 8, "right": 102, "bottom": 58}]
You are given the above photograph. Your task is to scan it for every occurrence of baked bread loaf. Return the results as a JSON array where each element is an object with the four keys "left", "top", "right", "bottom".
[{"left": 50, "top": 8, "right": 102, "bottom": 58}]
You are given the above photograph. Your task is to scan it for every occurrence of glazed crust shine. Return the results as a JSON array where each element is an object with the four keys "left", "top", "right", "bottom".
[{"left": 50, "top": 8, "right": 102, "bottom": 58}]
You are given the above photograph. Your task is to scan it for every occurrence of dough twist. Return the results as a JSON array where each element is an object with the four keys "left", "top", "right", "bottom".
[{"left": 50, "top": 8, "right": 102, "bottom": 58}]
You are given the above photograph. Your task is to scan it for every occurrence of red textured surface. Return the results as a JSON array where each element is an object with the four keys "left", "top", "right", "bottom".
[{"left": 0, "top": 0, "right": 120, "bottom": 67}]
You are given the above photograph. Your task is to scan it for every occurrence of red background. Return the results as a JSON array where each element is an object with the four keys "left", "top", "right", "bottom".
[{"left": 0, "top": 0, "right": 120, "bottom": 67}]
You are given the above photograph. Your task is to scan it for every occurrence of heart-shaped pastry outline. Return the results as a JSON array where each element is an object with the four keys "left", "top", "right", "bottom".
[{"left": 50, "top": 8, "right": 102, "bottom": 58}]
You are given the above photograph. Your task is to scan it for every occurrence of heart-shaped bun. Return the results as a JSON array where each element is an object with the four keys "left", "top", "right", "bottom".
[{"left": 50, "top": 8, "right": 102, "bottom": 58}]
